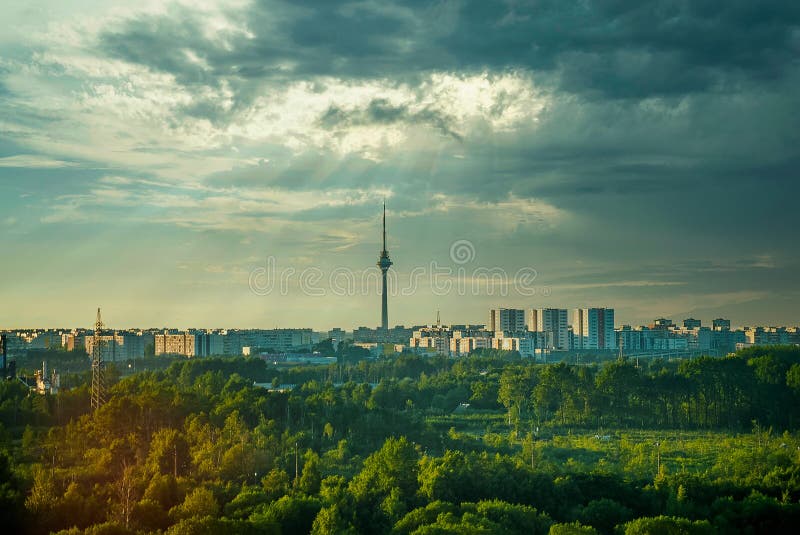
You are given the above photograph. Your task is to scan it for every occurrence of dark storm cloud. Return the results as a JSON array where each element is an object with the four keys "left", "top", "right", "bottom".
[
  {"left": 318, "top": 98, "right": 463, "bottom": 140},
  {"left": 97, "top": 0, "right": 423, "bottom": 119},
  {"left": 101, "top": 10, "right": 229, "bottom": 87},
  {"left": 97, "top": 0, "right": 800, "bottom": 99},
  {"left": 286, "top": 2, "right": 412, "bottom": 58},
  {"left": 443, "top": 0, "right": 800, "bottom": 96}
]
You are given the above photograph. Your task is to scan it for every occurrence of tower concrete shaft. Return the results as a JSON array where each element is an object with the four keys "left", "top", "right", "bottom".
[
  {"left": 377, "top": 203, "right": 392, "bottom": 330},
  {"left": 381, "top": 271, "right": 389, "bottom": 330}
]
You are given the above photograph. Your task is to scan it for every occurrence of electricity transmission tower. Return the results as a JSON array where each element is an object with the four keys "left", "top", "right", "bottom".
[{"left": 91, "top": 307, "right": 106, "bottom": 410}]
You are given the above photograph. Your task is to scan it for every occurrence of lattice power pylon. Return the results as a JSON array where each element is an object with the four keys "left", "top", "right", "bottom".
[{"left": 90, "top": 307, "right": 106, "bottom": 410}]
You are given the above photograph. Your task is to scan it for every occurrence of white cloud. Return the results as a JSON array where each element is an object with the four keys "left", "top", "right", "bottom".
[
  {"left": 40, "top": 178, "right": 390, "bottom": 234},
  {"left": 398, "top": 194, "right": 566, "bottom": 234},
  {"left": 0, "top": 154, "right": 78, "bottom": 168},
  {"left": 557, "top": 280, "right": 688, "bottom": 290}
]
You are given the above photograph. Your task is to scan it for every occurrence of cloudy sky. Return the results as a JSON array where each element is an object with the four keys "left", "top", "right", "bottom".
[{"left": 1, "top": 0, "right": 798, "bottom": 329}]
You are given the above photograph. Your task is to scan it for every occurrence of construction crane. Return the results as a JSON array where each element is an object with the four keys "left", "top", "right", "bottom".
[{"left": 90, "top": 308, "right": 106, "bottom": 410}]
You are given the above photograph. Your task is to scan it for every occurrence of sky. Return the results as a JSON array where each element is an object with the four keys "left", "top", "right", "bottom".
[{"left": 0, "top": 0, "right": 798, "bottom": 330}]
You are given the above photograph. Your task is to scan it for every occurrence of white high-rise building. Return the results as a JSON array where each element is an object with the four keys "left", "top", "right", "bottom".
[
  {"left": 527, "top": 309, "right": 538, "bottom": 332},
  {"left": 488, "top": 308, "right": 526, "bottom": 333},
  {"left": 574, "top": 308, "right": 616, "bottom": 350},
  {"left": 534, "top": 308, "right": 570, "bottom": 350}
]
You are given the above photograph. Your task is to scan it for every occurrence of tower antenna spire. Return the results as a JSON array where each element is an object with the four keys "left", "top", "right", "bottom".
[{"left": 382, "top": 201, "right": 387, "bottom": 253}]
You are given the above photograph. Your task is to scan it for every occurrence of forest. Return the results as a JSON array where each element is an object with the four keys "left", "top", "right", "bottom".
[{"left": 1, "top": 345, "right": 800, "bottom": 534}]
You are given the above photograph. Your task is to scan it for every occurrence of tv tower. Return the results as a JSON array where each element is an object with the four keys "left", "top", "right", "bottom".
[
  {"left": 90, "top": 307, "right": 106, "bottom": 410},
  {"left": 377, "top": 202, "right": 393, "bottom": 331}
]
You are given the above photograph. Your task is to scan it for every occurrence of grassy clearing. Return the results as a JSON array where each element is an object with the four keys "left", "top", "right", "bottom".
[{"left": 426, "top": 410, "right": 800, "bottom": 486}]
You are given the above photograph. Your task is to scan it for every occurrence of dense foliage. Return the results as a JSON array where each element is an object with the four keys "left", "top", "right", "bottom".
[{"left": 1, "top": 345, "right": 799, "bottom": 533}]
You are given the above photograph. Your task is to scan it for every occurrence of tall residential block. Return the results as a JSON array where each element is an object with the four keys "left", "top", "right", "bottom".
[
  {"left": 535, "top": 308, "right": 570, "bottom": 350},
  {"left": 574, "top": 308, "right": 616, "bottom": 350},
  {"left": 527, "top": 309, "right": 538, "bottom": 332},
  {"left": 488, "top": 308, "right": 526, "bottom": 333},
  {"left": 683, "top": 318, "right": 702, "bottom": 329},
  {"left": 712, "top": 318, "right": 731, "bottom": 331}
]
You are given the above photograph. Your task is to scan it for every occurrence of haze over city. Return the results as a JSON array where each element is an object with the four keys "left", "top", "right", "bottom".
[{"left": 1, "top": 1, "right": 799, "bottom": 329}]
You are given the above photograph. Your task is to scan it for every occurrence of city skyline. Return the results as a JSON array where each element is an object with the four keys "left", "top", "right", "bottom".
[
  {"left": 1, "top": 1, "right": 799, "bottom": 328},
  {"left": 0, "top": 308, "right": 792, "bottom": 333},
  {"left": 6, "top": 307, "right": 797, "bottom": 362}
]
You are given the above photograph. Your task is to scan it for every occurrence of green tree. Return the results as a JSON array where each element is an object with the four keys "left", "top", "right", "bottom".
[
  {"left": 311, "top": 504, "right": 356, "bottom": 535},
  {"left": 621, "top": 515, "right": 713, "bottom": 534},
  {"left": 549, "top": 522, "right": 599, "bottom": 534},
  {"left": 498, "top": 367, "right": 531, "bottom": 427},
  {"left": 130, "top": 499, "right": 170, "bottom": 532},
  {"left": 313, "top": 339, "right": 336, "bottom": 357},
  {"left": 146, "top": 428, "right": 190, "bottom": 477},
  {"left": 474, "top": 500, "right": 551, "bottom": 535},
  {"left": 170, "top": 487, "right": 219, "bottom": 521},
  {"left": 786, "top": 363, "right": 800, "bottom": 394},
  {"left": 261, "top": 467, "right": 291, "bottom": 502},
  {"left": 349, "top": 436, "right": 421, "bottom": 533},
  {"left": 299, "top": 450, "right": 323, "bottom": 495},
  {"left": 251, "top": 495, "right": 321, "bottom": 534},
  {"left": 0, "top": 452, "right": 24, "bottom": 532},
  {"left": 577, "top": 498, "right": 633, "bottom": 533},
  {"left": 350, "top": 436, "right": 420, "bottom": 504}
]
